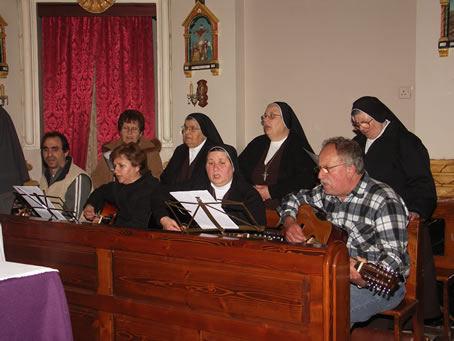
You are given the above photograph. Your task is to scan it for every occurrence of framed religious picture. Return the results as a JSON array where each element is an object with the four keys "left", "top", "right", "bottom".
[
  {"left": 0, "top": 16, "right": 8, "bottom": 78},
  {"left": 439, "top": 0, "right": 454, "bottom": 57},
  {"left": 182, "top": 1, "right": 219, "bottom": 77}
]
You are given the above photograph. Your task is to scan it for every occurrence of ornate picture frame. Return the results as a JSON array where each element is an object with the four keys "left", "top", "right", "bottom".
[
  {"left": 439, "top": 0, "right": 454, "bottom": 57},
  {"left": 0, "top": 16, "right": 8, "bottom": 78},
  {"left": 182, "top": 1, "right": 219, "bottom": 77}
]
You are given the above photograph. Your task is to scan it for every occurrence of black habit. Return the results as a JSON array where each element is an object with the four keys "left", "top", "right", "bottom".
[
  {"left": 352, "top": 96, "right": 437, "bottom": 219},
  {"left": 160, "top": 113, "right": 223, "bottom": 187},
  {"left": 0, "top": 107, "right": 30, "bottom": 214},
  {"left": 239, "top": 102, "right": 317, "bottom": 208},
  {"left": 165, "top": 144, "right": 266, "bottom": 227},
  {"left": 239, "top": 133, "right": 316, "bottom": 201},
  {"left": 352, "top": 95, "right": 439, "bottom": 321},
  {"left": 160, "top": 140, "right": 216, "bottom": 187},
  {"left": 192, "top": 175, "right": 266, "bottom": 227}
]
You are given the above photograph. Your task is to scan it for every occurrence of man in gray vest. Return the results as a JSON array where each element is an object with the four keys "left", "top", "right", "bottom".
[{"left": 40, "top": 132, "right": 92, "bottom": 219}]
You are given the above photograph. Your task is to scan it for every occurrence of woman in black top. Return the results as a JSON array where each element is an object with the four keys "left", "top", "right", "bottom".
[
  {"left": 239, "top": 101, "right": 317, "bottom": 209},
  {"left": 83, "top": 143, "right": 165, "bottom": 228}
]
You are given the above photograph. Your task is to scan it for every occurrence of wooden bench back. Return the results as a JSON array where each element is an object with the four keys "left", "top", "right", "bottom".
[
  {"left": 405, "top": 219, "right": 424, "bottom": 302},
  {"left": 433, "top": 201, "right": 454, "bottom": 258}
]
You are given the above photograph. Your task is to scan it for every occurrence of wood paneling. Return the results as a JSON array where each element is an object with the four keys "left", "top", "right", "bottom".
[
  {"left": 431, "top": 159, "right": 454, "bottom": 198},
  {"left": 1, "top": 215, "right": 350, "bottom": 340}
]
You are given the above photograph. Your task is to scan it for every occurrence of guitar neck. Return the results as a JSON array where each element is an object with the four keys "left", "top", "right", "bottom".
[{"left": 355, "top": 261, "right": 401, "bottom": 295}]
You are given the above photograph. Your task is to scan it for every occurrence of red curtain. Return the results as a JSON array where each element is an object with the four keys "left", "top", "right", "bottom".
[
  {"left": 42, "top": 17, "right": 97, "bottom": 168},
  {"left": 95, "top": 17, "right": 155, "bottom": 159},
  {"left": 42, "top": 16, "right": 155, "bottom": 166}
]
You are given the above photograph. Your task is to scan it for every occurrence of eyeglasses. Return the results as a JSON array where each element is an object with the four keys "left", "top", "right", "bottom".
[
  {"left": 121, "top": 126, "right": 140, "bottom": 133},
  {"left": 351, "top": 117, "right": 374, "bottom": 129},
  {"left": 181, "top": 125, "right": 200, "bottom": 133},
  {"left": 314, "top": 163, "right": 346, "bottom": 174},
  {"left": 260, "top": 113, "right": 282, "bottom": 122}
]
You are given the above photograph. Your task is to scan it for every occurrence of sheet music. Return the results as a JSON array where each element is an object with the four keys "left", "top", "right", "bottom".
[
  {"left": 13, "top": 186, "right": 67, "bottom": 221},
  {"left": 170, "top": 190, "right": 239, "bottom": 229}
]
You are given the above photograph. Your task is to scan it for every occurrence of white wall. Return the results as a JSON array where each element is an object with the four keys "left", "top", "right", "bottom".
[
  {"left": 171, "top": 0, "right": 418, "bottom": 154},
  {"left": 241, "top": 0, "right": 417, "bottom": 154},
  {"left": 170, "top": 0, "right": 241, "bottom": 148},
  {"left": 415, "top": 0, "right": 454, "bottom": 158}
]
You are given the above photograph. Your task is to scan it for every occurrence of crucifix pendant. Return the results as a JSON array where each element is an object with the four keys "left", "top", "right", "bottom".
[{"left": 263, "top": 170, "right": 268, "bottom": 181}]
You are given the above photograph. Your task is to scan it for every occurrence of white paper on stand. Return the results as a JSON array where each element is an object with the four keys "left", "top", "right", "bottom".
[
  {"left": 13, "top": 186, "right": 67, "bottom": 221},
  {"left": 170, "top": 190, "right": 239, "bottom": 230}
]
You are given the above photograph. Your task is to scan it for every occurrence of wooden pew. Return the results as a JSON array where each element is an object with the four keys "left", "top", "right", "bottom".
[
  {"left": 431, "top": 199, "right": 454, "bottom": 339},
  {"left": 433, "top": 199, "right": 454, "bottom": 259},
  {"left": 1, "top": 215, "right": 350, "bottom": 341}
]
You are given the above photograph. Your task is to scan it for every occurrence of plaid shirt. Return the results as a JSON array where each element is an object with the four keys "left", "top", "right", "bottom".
[{"left": 278, "top": 173, "right": 410, "bottom": 276}]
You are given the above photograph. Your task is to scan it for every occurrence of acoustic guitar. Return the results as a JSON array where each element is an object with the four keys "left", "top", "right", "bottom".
[
  {"left": 296, "top": 204, "right": 347, "bottom": 245},
  {"left": 98, "top": 202, "right": 118, "bottom": 225},
  {"left": 296, "top": 204, "right": 402, "bottom": 294},
  {"left": 354, "top": 261, "right": 402, "bottom": 295}
]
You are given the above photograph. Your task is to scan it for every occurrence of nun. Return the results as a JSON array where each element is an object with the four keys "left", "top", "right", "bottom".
[
  {"left": 239, "top": 101, "right": 317, "bottom": 209},
  {"left": 160, "top": 113, "right": 223, "bottom": 187},
  {"left": 0, "top": 107, "right": 30, "bottom": 214},
  {"left": 351, "top": 95, "right": 439, "bottom": 323},
  {"left": 161, "top": 144, "right": 266, "bottom": 231},
  {"left": 351, "top": 96, "right": 436, "bottom": 220}
]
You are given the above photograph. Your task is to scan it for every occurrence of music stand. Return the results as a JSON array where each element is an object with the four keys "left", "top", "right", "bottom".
[
  {"left": 166, "top": 196, "right": 264, "bottom": 234},
  {"left": 13, "top": 186, "right": 78, "bottom": 223}
]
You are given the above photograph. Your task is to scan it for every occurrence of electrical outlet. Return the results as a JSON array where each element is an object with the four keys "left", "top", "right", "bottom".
[{"left": 399, "top": 87, "right": 411, "bottom": 99}]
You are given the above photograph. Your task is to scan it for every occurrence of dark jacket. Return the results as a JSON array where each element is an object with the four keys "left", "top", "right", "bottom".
[
  {"left": 163, "top": 143, "right": 266, "bottom": 228},
  {"left": 220, "top": 177, "right": 266, "bottom": 226},
  {"left": 160, "top": 140, "right": 216, "bottom": 187},
  {"left": 354, "top": 122, "right": 437, "bottom": 219},
  {"left": 86, "top": 172, "right": 165, "bottom": 228},
  {"left": 0, "top": 107, "right": 29, "bottom": 194},
  {"left": 239, "top": 132, "right": 317, "bottom": 200}
]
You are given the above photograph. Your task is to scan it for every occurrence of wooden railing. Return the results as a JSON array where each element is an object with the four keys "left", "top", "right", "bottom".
[{"left": 1, "top": 215, "right": 350, "bottom": 341}]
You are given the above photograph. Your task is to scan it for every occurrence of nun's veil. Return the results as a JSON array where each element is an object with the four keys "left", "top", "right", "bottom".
[
  {"left": 207, "top": 144, "right": 239, "bottom": 174},
  {"left": 273, "top": 101, "right": 315, "bottom": 153},
  {"left": 186, "top": 113, "right": 224, "bottom": 145},
  {"left": 351, "top": 96, "right": 408, "bottom": 132}
]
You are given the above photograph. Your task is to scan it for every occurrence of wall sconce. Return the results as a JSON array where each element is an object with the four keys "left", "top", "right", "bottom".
[
  {"left": 187, "top": 80, "right": 208, "bottom": 107},
  {"left": 0, "top": 83, "right": 8, "bottom": 107}
]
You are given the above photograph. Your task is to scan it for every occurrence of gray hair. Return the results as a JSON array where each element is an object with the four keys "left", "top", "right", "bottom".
[{"left": 321, "top": 137, "right": 364, "bottom": 174}]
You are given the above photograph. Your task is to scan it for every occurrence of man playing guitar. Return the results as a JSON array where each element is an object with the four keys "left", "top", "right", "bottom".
[{"left": 279, "top": 137, "right": 410, "bottom": 328}]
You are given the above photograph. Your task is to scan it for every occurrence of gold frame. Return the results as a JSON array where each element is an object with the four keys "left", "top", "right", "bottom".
[
  {"left": 439, "top": 0, "right": 454, "bottom": 57},
  {"left": 182, "top": 1, "right": 220, "bottom": 78},
  {"left": 0, "top": 16, "right": 8, "bottom": 78}
]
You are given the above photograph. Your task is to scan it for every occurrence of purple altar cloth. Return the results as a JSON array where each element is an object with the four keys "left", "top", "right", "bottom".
[{"left": 0, "top": 271, "right": 73, "bottom": 340}]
